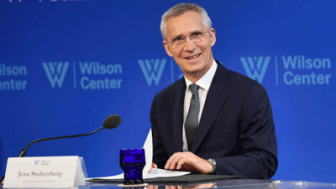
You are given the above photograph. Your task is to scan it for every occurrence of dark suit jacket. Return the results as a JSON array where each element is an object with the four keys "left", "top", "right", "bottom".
[{"left": 150, "top": 60, "right": 278, "bottom": 179}]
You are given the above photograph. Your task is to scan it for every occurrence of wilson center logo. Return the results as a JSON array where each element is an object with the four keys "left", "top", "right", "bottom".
[
  {"left": 42, "top": 62, "right": 69, "bottom": 88},
  {"left": 240, "top": 56, "right": 271, "bottom": 83},
  {"left": 138, "top": 59, "right": 166, "bottom": 86},
  {"left": 8, "top": 0, "right": 22, "bottom": 2}
]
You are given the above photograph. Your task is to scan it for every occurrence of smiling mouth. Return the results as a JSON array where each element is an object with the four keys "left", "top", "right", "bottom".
[{"left": 185, "top": 53, "right": 201, "bottom": 59}]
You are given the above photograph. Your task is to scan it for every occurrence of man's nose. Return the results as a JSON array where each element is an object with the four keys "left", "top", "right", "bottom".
[{"left": 184, "top": 37, "right": 196, "bottom": 51}]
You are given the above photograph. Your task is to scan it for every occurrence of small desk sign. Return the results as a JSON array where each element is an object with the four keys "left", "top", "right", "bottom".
[{"left": 3, "top": 156, "right": 86, "bottom": 188}]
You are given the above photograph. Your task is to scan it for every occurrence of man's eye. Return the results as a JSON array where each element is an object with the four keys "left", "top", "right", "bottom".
[
  {"left": 174, "top": 37, "right": 183, "bottom": 42},
  {"left": 192, "top": 32, "right": 201, "bottom": 37}
]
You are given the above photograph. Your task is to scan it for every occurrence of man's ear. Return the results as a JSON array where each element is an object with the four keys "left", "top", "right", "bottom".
[
  {"left": 209, "top": 28, "right": 216, "bottom": 46},
  {"left": 163, "top": 41, "right": 173, "bottom": 57}
]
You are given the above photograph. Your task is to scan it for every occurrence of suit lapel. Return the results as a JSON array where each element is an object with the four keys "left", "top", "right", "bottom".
[
  {"left": 172, "top": 79, "right": 186, "bottom": 153},
  {"left": 191, "top": 62, "right": 230, "bottom": 152}
]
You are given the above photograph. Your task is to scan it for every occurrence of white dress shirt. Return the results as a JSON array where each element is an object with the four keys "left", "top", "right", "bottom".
[{"left": 182, "top": 59, "right": 218, "bottom": 151}]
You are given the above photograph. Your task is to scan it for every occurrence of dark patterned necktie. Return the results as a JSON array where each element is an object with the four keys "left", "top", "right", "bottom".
[{"left": 185, "top": 84, "right": 200, "bottom": 151}]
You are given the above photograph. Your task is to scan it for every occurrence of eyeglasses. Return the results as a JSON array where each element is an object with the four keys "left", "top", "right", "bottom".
[{"left": 167, "top": 30, "right": 210, "bottom": 48}]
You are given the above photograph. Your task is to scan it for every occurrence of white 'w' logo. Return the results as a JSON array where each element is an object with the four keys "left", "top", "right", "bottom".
[
  {"left": 42, "top": 62, "right": 69, "bottom": 88},
  {"left": 138, "top": 59, "right": 166, "bottom": 86},
  {"left": 240, "top": 57, "right": 271, "bottom": 83}
]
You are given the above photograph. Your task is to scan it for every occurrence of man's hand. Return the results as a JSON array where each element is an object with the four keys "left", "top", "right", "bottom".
[
  {"left": 164, "top": 152, "right": 212, "bottom": 174},
  {"left": 148, "top": 162, "right": 158, "bottom": 173}
]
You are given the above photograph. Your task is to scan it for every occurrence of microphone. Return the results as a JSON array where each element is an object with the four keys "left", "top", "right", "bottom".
[
  {"left": 0, "top": 114, "right": 121, "bottom": 184},
  {"left": 18, "top": 114, "right": 121, "bottom": 157}
]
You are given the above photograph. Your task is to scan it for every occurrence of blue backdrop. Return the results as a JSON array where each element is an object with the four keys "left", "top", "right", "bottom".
[{"left": 1, "top": 0, "right": 335, "bottom": 183}]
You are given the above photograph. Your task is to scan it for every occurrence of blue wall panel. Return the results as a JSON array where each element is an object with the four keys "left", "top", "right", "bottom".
[{"left": 0, "top": 0, "right": 335, "bottom": 182}]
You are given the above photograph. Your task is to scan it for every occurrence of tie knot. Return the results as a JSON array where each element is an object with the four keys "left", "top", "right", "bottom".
[{"left": 189, "top": 84, "right": 199, "bottom": 95}]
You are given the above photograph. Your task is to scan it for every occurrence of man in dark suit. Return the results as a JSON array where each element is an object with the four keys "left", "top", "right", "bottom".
[{"left": 150, "top": 3, "right": 277, "bottom": 179}]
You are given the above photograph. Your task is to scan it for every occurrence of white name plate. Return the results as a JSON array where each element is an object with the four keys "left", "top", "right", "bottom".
[{"left": 3, "top": 156, "right": 85, "bottom": 188}]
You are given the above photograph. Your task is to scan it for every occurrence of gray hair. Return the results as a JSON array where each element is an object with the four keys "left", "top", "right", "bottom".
[{"left": 160, "top": 3, "right": 212, "bottom": 40}]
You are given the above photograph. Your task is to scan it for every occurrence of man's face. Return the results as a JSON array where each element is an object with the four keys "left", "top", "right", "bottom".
[{"left": 163, "top": 11, "right": 216, "bottom": 82}]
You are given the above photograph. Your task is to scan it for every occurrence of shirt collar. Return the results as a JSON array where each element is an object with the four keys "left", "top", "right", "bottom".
[{"left": 184, "top": 59, "right": 217, "bottom": 91}]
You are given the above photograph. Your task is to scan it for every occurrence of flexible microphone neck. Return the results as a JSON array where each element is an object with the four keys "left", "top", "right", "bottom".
[
  {"left": 18, "top": 114, "right": 121, "bottom": 157},
  {"left": 17, "top": 114, "right": 121, "bottom": 157},
  {"left": 18, "top": 126, "right": 104, "bottom": 157}
]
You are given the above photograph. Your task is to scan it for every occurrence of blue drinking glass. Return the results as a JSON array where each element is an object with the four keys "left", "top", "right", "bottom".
[{"left": 120, "top": 148, "right": 146, "bottom": 185}]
